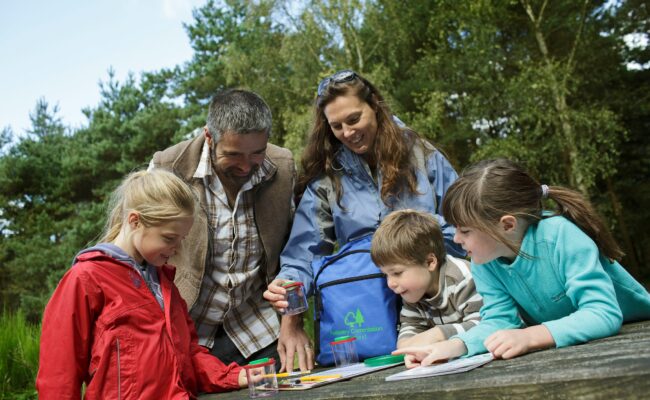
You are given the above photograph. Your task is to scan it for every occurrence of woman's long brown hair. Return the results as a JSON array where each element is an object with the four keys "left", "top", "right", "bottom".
[{"left": 298, "top": 72, "right": 423, "bottom": 206}]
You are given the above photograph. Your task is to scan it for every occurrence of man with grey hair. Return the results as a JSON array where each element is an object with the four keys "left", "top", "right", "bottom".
[{"left": 150, "top": 89, "right": 295, "bottom": 365}]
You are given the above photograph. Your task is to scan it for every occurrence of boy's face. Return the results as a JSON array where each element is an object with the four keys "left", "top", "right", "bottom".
[{"left": 380, "top": 255, "right": 439, "bottom": 303}]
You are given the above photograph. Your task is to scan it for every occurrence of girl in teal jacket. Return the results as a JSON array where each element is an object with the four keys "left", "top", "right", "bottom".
[{"left": 395, "top": 158, "right": 650, "bottom": 367}]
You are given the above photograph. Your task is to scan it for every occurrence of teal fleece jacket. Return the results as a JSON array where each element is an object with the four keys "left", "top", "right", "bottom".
[{"left": 455, "top": 216, "right": 650, "bottom": 356}]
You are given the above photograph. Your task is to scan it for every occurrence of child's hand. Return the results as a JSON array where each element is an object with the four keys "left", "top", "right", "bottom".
[
  {"left": 404, "top": 354, "right": 420, "bottom": 369},
  {"left": 238, "top": 369, "right": 248, "bottom": 388},
  {"left": 392, "top": 344, "right": 436, "bottom": 368},
  {"left": 484, "top": 325, "right": 554, "bottom": 359},
  {"left": 393, "top": 338, "right": 467, "bottom": 368},
  {"left": 397, "top": 327, "right": 446, "bottom": 348}
]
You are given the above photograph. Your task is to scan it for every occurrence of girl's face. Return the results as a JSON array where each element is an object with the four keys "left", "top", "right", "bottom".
[
  {"left": 323, "top": 93, "right": 378, "bottom": 157},
  {"left": 131, "top": 216, "right": 193, "bottom": 267},
  {"left": 453, "top": 226, "right": 511, "bottom": 265},
  {"left": 379, "top": 257, "right": 438, "bottom": 303}
]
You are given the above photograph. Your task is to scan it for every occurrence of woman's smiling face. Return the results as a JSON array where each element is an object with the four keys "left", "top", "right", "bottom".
[{"left": 323, "top": 93, "right": 378, "bottom": 157}]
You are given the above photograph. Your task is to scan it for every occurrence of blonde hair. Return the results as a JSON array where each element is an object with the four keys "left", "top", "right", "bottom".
[
  {"left": 441, "top": 159, "right": 623, "bottom": 261},
  {"left": 371, "top": 209, "right": 447, "bottom": 267},
  {"left": 100, "top": 169, "right": 196, "bottom": 243}
]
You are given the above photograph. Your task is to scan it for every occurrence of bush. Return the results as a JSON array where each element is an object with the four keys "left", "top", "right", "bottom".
[{"left": 0, "top": 311, "right": 39, "bottom": 400}]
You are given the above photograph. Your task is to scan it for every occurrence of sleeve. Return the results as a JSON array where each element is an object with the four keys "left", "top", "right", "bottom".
[
  {"left": 453, "top": 264, "right": 524, "bottom": 356},
  {"left": 541, "top": 221, "right": 623, "bottom": 347},
  {"left": 36, "top": 266, "right": 98, "bottom": 400},
  {"left": 398, "top": 302, "right": 431, "bottom": 340},
  {"left": 277, "top": 180, "right": 336, "bottom": 296},
  {"left": 426, "top": 149, "right": 465, "bottom": 258},
  {"left": 437, "top": 263, "right": 483, "bottom": 339},
  {"left": 187, "top": 308, "right": 243, "bottom": 392}
]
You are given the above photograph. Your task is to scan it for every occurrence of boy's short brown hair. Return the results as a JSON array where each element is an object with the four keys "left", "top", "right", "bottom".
[{"left": 371, "top": 209, "right": 447, "bottom": 267}]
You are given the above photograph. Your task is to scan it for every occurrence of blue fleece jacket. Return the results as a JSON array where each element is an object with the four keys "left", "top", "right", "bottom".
[{"left": 455, "top": 216, "right": 650, "bottom": 356}]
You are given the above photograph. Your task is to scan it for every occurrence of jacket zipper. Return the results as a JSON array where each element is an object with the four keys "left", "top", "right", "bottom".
[{"left": 116, "top": 338, "right": 121, "bottom": 400}]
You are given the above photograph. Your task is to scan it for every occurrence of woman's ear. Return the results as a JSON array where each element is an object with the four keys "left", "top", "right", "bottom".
[
  {"left": 499, "top": 215, "right": 517, "bottom": 233},
  {"left": 426, "top": 253, "right": 438, "bottom": 272}
]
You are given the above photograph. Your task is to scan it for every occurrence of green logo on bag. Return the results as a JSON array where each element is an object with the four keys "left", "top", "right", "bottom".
[
  {"left": 331, "top": 308, "right": 383, "bottom": 340},
  {"left": 344, "top": 308, "right": 365, "bottom": 328}
]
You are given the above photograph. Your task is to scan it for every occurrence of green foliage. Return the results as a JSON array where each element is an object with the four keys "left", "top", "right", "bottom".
[
  {"left": 0, "top": 70, "right": 183, "bottom": 320},
  {"left": 1, "top": 0, "right": 648, "bottom": 392},
  {"left": 0, "top": 311, "right": 39, "bottom": 400}
]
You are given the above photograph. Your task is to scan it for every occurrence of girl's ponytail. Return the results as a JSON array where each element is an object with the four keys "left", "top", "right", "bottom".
[
  {"left": 442, "top": 158, "right": 624, "bottom": 261},
  {"left": 546, "top": 186, "right": 624, "bottom": 261}
]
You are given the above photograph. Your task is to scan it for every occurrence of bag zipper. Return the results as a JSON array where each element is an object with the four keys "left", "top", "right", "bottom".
[
  {"left": 313, "top": 249, "right": 370, "bottom": 283},
  {"left": 315, "top": 273, "right": 386, "bottom": 315}
]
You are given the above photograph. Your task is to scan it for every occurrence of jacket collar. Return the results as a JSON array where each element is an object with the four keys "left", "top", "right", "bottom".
[
  {"left": 334, "top": 145, "right": 378, "bottom": 186},
  {"left": 73, "top": 243, "right": 176, "bottom": 281}
]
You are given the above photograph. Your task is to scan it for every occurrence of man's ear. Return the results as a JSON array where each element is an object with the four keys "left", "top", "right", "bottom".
[
  {"left": 426, "top": 253, "right": 438, "bottom": 272},
  {"left": 499, "top": 215, "right": 517, "bottom": 233},
  {"left": 204, "top": 126, "right": 212, "bottom": 147}
]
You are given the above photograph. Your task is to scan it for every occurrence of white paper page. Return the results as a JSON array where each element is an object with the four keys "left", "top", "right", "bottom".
[
  {"left": 385, "top": 353, "right": 494, "bottom": 381},
  {"left": 311, "top": 361, "right": 403, "bottom": 379}
]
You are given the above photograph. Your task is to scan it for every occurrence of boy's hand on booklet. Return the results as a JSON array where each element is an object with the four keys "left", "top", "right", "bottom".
[
  {"left": 393, "top": 338, "right": 467, "bottom": 368},
  {"left": 404, "top": 354, "right": 420, "bottom": 369}
]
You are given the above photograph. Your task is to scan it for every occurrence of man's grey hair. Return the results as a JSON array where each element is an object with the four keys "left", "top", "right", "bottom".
[{"left": 206, "top": 89, "right": 272, "bottom": 142}]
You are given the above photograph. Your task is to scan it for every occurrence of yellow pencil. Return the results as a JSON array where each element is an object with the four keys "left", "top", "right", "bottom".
[
  {"left": 272, "top": 370, "right": 311, "bottom": 378},
  {"left": 298, "top": 374, "right": 342, "bottom": 382}
]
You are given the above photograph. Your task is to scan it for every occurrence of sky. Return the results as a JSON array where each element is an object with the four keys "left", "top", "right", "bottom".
[{"left": 0, "top": 0, "right": 207, "bottom": 135}]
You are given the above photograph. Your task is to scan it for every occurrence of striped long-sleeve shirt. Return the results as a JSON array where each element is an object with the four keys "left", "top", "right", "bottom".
[{"left": 399, "top": 255, "right": 483, "bottom": 340}]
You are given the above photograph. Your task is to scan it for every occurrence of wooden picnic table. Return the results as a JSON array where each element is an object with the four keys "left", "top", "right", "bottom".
[{"left": 200, "top": 320, "right": 650, "bottom": 399}]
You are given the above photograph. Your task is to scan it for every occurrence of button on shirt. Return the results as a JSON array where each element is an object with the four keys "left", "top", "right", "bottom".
[{"left": 189, "top": 141, "right": 280, "bottom": 357}]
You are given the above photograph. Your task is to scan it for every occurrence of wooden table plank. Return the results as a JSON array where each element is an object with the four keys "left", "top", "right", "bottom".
[{"left": 200, "top": 320, "right": 650, "bottom": 399}]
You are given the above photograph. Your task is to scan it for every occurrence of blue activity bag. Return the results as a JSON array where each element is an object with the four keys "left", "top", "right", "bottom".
[{"left": 312, "top": 234, "right": 400, "bottom": 366}]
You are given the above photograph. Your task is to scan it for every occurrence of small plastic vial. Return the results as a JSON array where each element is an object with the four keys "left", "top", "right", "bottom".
[
  {"left": 243, "top": 357, "right": 278, "bottom": 398},
  {"left": 329, "top": 336, "right": 359, "bottom": 367},
  {"left": 280, "top": 281, "right": 308, "bottom": 315}
]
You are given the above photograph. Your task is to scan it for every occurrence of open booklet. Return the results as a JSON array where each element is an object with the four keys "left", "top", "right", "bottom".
[
  {"left": 385, "top": 353, "right": 494, "bottom": 381},
  {"left": 278, "top": 359, "right": 404, "bottom": 391}
]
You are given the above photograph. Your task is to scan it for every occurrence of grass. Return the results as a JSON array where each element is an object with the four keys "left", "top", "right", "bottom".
[{"left": 0, "top": 311, "right": 39, "bottom": 400}]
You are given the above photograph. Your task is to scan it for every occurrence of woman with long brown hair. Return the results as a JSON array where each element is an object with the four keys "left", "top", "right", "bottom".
[{"left": 263, "top": 70, "right": 463, "bottom": 372}]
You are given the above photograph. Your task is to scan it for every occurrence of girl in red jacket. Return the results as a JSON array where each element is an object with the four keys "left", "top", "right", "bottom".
[{"left": 37, "top": 169, "right": 247, "bottom": 399}]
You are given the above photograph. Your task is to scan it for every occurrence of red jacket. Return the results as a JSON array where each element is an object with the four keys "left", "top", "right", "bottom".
[{"left": 36, "top": 250, "right": 242, "bottom": 399}]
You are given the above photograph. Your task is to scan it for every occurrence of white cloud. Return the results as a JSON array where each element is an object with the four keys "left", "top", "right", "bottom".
[{"left": 162, "top": 0, "right": 204, "bottom": 20}]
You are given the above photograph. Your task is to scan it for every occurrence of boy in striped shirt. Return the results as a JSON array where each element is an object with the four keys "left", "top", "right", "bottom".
[{"left": 371, "top": 209, "right": 483, "bottom": 368}]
